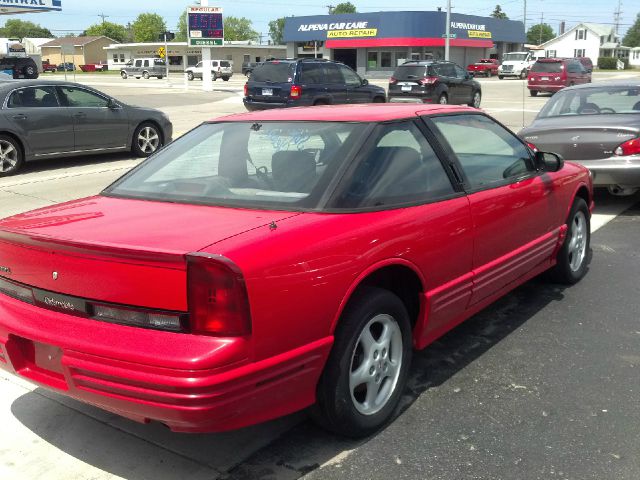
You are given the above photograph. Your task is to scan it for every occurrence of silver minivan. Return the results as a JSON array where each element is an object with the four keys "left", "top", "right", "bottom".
[
  {"left": 121, "top": 58, "right": 166, "bottom": 80},
  {"left": 185, "top": 60, "right": 233, "bottom": 81}
]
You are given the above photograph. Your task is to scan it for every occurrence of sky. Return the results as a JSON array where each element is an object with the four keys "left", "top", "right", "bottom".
[{"left": 0, "top": 0, "right": 635, "bottom": 39}]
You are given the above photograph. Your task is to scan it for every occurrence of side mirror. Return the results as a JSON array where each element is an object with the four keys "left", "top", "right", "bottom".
[
  {"left": 536, "top": 151, "right": 564, "bottom": 172},
  {"left": 107, "top": 98, "right": 120, "bottom": 110},
  {"left": 361, "top": 78, "right": 369, "bottom": 86}
]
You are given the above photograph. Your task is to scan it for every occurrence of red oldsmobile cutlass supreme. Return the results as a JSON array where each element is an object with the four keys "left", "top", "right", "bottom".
[{"left": 0, "top": 104, "right": 592, "bottom": 437}]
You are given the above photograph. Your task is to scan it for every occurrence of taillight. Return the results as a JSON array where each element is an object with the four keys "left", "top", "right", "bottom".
[
  {"left": 614, "top": 138, "right": 640, "bottom": 156},
  {"left": 244, "top": 83, "right": 248, "bottom": 96},
  {"left": 389, "top": 76, "right": 397, "bottom": 84},
  {"left": 526, "top": 142, "right": 538, "bottom": 152},
  {"left": 419, "top": 77, "right": 438, "bottom": 85},
  {"left": 0, "top": 276, "right": 34, "bottom": 304},
  {"left": 187, "top": 253, "right": 251, "bottom": 336},
  {"left": 290, "top": 84, "right": 302, "bottom": 98}
]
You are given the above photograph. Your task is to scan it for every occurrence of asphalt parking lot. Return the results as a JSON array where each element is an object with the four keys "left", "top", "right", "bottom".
[{"left": 1, "top": 70, "right": 639, "bottom": 480}]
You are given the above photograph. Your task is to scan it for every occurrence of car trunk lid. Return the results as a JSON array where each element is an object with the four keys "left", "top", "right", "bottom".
[
  {"left": 522, "top": 117, "right": 640, "bottom": 161},
  {"left": 0, "top": 196, "right": 300, "bottom": 311}
]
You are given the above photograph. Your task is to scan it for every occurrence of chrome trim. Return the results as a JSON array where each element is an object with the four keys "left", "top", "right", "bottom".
[{"left": 33, "top": 145, "right": 127, "bottom": 158}]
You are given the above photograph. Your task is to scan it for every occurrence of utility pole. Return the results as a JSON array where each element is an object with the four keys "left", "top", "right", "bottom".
[
  {"left": 326, "top": 5, "right": 335, "bottom": 14},
  {"left": 613, "top": 0, "right": 622, "bottom": 36},
  {"left": 98, "top": 12, "right": 109, "bottom": 25},
  {"left": 523, "top": 0, "right": 527, "bottom": 41},
  {"left": 539, "top": 12, "right": 544, "bottom": 44},
  {"left": 201, "top": 0, "right": 213, "bottom": 92},
  {"left": 445, "top": 0, "right": 451, "bottom": 61}
]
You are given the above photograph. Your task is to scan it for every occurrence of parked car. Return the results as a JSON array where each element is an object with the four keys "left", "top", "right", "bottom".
[
  {"left": 0, "top": 56, "right": 39, "bottom": 79},
  {"left": 241, "top": 61, "right": 262, "bottom": 77},
  {"left": 467, "top": 58, "right": 499, "bottom": 77},
  {"left": 120, "top": 58, "right": 165, "bottom": 79},
  {"left": 498, "top": 51, "right": 536, "bottom": 79},
  {"left": 243, "top": 58, "right": 386, "bottom": 110},
  {"left": 41, "top": 60, "right": 57, "bottom": 73},
  {"left": 185, "top": 60, "right": 233, "bottom": 81},
  {"left": 519, "top": 81, "right": 640, "bottom": 196},
  {"left": 388, "top": 60, "right": 481, "bottom": 107},
  {"left": 0, "top": 80, "right": 172, "bottom": 176},
  {"left": 57, "top": 62, "right": 75, "bottom": 72},
  {"left": 0, "top": 104, "right": 592, "bottom": 437},
  {"left": 527, "top": 58, "right": 591, "bottom": 96}
]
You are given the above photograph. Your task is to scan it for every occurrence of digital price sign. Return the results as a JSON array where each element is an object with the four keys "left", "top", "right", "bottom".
[{"left": 187, "top": 6, "right": 224, "bottom": 46}]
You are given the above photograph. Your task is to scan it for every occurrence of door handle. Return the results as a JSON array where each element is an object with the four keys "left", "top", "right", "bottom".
[
  {"left": 73, "top": 112, "right": 87, "bottom": 119},
  {"left": 12, "top": 114, "right": 27, "bottom": 120}
]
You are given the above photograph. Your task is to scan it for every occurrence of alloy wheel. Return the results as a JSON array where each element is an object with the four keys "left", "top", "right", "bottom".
[
  {"left": 0, "top": 140, "right": 19, "bottom": 173},
  {"left": 349, "top": 314, "right": 403, "bottom": 416},
  {"left": 568, "top": 210, "right": 587, "bottom": 272},
  {"left": 137, "top": 126, "right": 160, "bottom": 154}
]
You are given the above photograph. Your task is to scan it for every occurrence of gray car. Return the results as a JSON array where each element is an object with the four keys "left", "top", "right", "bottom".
[
  {"left": 518, "top": 81, "right": 640, "bottom": 196},
  {"left": 0, "top": 80, "right": 173, "bottom": 176}
]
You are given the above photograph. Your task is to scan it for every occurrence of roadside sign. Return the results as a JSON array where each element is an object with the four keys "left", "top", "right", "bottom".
[
  {"left": 157, "top": 46, "right": 166, "bottom": 58},
  {"left": 441, "top": 34, "right": 457, "bottom": 39},
  {"left": 61, "top": 43, "right": 75, "bottom": 55},
  {"left": 187, "top": 6, "right": 224, "bottom": 47}
]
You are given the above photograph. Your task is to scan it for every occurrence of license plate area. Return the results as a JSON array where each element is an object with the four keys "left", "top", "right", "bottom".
[
  {"left": 7, "top": 335, "right": 67, "bottom": 390},
  {"left": 541, "top": 76, "right": 549, "bottom": 81},
  {"left": 262, "top": 88, "right": 273, "bottom": 96},
  {"left": 401, "top": 85, "right": 412, "bottom": 91}
]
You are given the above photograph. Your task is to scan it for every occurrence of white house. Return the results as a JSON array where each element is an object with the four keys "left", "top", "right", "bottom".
[
  {"left": 22, "top": 37, "right": 55, "bottom": 56},
  {"left": 537, "top": 23, "right": 630, "bottom": 65},
  {"left": 630, "top": 47, "right": 640, "bottom": 68}
]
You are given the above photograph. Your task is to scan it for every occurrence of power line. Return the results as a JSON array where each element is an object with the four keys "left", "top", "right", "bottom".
[{"left": 98, "top": 12, "right": 109, "bottom": 25}]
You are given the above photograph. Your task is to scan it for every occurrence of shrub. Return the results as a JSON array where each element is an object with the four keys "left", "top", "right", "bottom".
[{"left": 597, "top": 57, "right": 617, "bottom": 69}]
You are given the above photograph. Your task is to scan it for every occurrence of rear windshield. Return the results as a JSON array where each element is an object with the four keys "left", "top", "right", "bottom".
[
  {"left": 503, "top": 53, "right": 528, "bottom": 62},
  {"left": 531, "top": 61, "right": 563, "bottom": 73},
  {"left": 393, "top": 65, "right": 433, "bottom": 79},
  {"left": 220, "top": 61, "right": 231, "bottom": 67},
  {"left": 537, "top": 86, "right": 640, "bottom": 118},
  {"left": 104, "top": 122, "right": 367, "bottom": 210},
  {"left": 251, "top": 62, "right": 296, "bottom": 83}
]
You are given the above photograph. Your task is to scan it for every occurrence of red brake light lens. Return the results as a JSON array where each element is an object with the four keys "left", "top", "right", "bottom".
[
  {"left": 290, "top": 84, "right": 302, "bottom": 98},
  {"left": 187, "top": 254, "right": 252, "bottom": 336},
  {"left": 419, "top": 77, "right": 438, "bottom": 85},
  {"left": 615, "top": 138, "right": 640, "bottom": 156},
  {"left": 244, "top": 82, "right": 248, "bottom": 97},
  {"left": 389, "top": 76, "right": 397, "bottom": 84},
  {"left": 526, "top": 142, "right": 538, "bottom": 152}
]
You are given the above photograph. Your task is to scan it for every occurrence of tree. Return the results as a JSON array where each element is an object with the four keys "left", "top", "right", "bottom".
[
  {"left": 223, "top": 16, "right": 259, "bottom": 42},
  {"left": 622, "top": 13, "right": 640, "bottom": 47},
  {"left": 0, "top": 19, "right": 53, "bottom": 38},
  {"left": 269, "top": 17, "right": 286, "bottom": 45},
  {"left": 131, "top": 13, "right": 166, "bottom": 43},
  {"left": 83, "top": 21, "right": 128, "bottom": 43},
  {"left": 176, "top": 11, "right": 188, "bottom": 42},
  {"left": 527, "top": 23, "right": 554, "bottom": 44},
  {"left": 330, "top": 2, "right": 357, "bottom": 14},
  {"left": 491, "top": 5, "right": 508, "bottom": 20}
]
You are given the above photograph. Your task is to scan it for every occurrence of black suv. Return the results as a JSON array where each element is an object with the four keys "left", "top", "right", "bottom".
[
  {"left": 0, "top": 56, "right": 39, "bottom": 79},
  {"left": 243, "top": 59, "right": 386, "bottom": 111},
  {"left": 388, "top": 60, "right": 481, "bottom": 108}
]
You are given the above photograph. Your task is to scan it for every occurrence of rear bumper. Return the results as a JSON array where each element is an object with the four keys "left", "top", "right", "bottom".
[
  {"left": 388, "top": 93, "right": 436, "bottom": 103},
  {"left": 0, "top": 294, "right": 332, "bottom": 433},
  {"left": 571, "top": 156, "right": 640, "bottom": 187},
  {"left": 243, "top": 98, "right": 309, "bottom": 110},
  {"left": 527, "top": 83, "right": 564, "bottom": 93}
]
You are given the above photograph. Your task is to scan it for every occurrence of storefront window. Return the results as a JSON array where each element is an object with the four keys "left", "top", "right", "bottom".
[
  {"left": 367, "top": 51, "right": 378, "bottom": 68},
  {"left": 381, "top": 52, "right": 392, "bottom": 68}
]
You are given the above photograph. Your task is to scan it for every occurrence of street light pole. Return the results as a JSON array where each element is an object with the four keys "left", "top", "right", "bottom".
[
  {"left": 201, "top": 0, "right": 213, "bottom": 92},
  {"left": 445, "top": 0, "right": 451, "bottom": 61}
]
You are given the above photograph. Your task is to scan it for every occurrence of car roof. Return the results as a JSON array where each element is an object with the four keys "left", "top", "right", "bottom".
[
  {"left": 560, "top": 80, "right": 640, "bottom": 91},
  {"left": 213, "top": 104, "right": 478, "bottom": 123}
]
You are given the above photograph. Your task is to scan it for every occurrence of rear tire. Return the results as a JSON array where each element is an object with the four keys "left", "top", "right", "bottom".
[
  {"left": 143, "top": 71, "right": 150, "bottom": 80},
  {"left": 222, "top": 76, "right": 230, "bottom": 81},
  {"left": 486, "top": 70, "right": 492, "bottom": 78},
  {"left": 24, "top": 65, "right": 37, "bottom": 79},
  {"left": 312, "top": 287, "right": 412, "bottom": 438},
  {"left": 498, "top": 75, "right": 504, "bottom": 80},
  {"left": 520, "top": 69, "right": 527, "bottom": 79},
  {"left": 438, "top": 93, "right": 448, "bottom": 104},
  {"left": 373, "top": 96, "right": 385, "bottom": 103},
  {"left": 548, "top": 198, "right": 590, "bottom": 284},
  {"left": 121, "top": 70, "right": 128, "bottom": 79},
  {"left": 0, "top": 135, "right": 24, "bottom": 177},
  {"left": 157, "top": 75, "right": 163, "bottom": 80},
  {"left": 469, "top": 91, "right": 481, "bottom": 108},
  {"left": 187, "top": 72, "right": 194, "bottom": 81},
  {"left": 530, "top": 90, "right": 538, "bottom": 97}
]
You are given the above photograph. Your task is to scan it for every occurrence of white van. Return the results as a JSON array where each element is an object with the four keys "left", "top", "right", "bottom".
[{"left": 185, "top": 60, "right": 233, "bottom": 81}]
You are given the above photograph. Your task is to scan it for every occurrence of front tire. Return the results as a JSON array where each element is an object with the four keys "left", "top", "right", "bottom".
[
  {"left": 486, "top": 70, "right": 492, "bottom": 78},
  {"left": 520, "top": 69, "right": 527, "bottom": 79},
  {"left": 498, "top": 75, "right": 504, "bottom": 80},
  {"left": 132, "top": 122, "right": 162, "bottom": 157},
  {"left": 187, "top": 71, "right": 194, "bottom": 81},
  {"left": 548, "top": 198, "right": 590, "bottom": 284},
  {"left": 121, "top": 70, "right": 128, "bottom": 79},
  {"left": 142, "top": 71, "right": 150, "bottom": 79},
  {"left": 312, "top": 287, "right": 412, "bottom": 438},
  {"left": 438, "top": 93, "right": 448, "bottom": 104},
  {"left": 0, "top": 135, "right": 24, "bottom": 177},
  {"left": 469, "top": 91, "right": 481, "bottom": 108},
  {"left": 530, "top": 90, "right": 538, "bottom": 97}
]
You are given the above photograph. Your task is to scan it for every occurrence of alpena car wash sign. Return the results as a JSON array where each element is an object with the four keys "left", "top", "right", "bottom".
[
  {"left": 298, "top": 21, "right": 377, "bottom": 38},
  {"left": 0, "top": 0, "right": 61, "bottom": 13}
]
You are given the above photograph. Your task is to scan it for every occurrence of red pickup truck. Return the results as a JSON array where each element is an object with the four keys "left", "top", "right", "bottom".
[
  {"left": 467, "top": 58, "right": 499, "bottom": 77},
  {"left": 42, "top": 60, "right": 57, "bottom": 73}
]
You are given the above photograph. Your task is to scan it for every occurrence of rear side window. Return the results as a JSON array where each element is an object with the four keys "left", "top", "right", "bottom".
[
  {"left": 324, "top": 63, "right": 343, "bottom": 84},
  {"left": 220, "top": 61, "right": 231, "bottom": 67},
  {"left": 135, "top": 60, "right": 142, "bottom": 67},
  {"left": 531, "top": 61, "right": 563, "bottom": 73},
  {"left": 7, "top": 86, "right": 59, "bottom": 108},
  {"left": 336, "top": 122, "right": 454, "bottom": 208},
  {"left": 251, "top": 62, "right": 295, "bottom": 83},
  {"left": 300, "top": 63, "right": 325, "bottom": 84},
  {"left": 436, "top": 64, "right": 456, "bottom": 77},
  {"left": 431, "top": 114, "right": 535, "bottom": 189}
]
